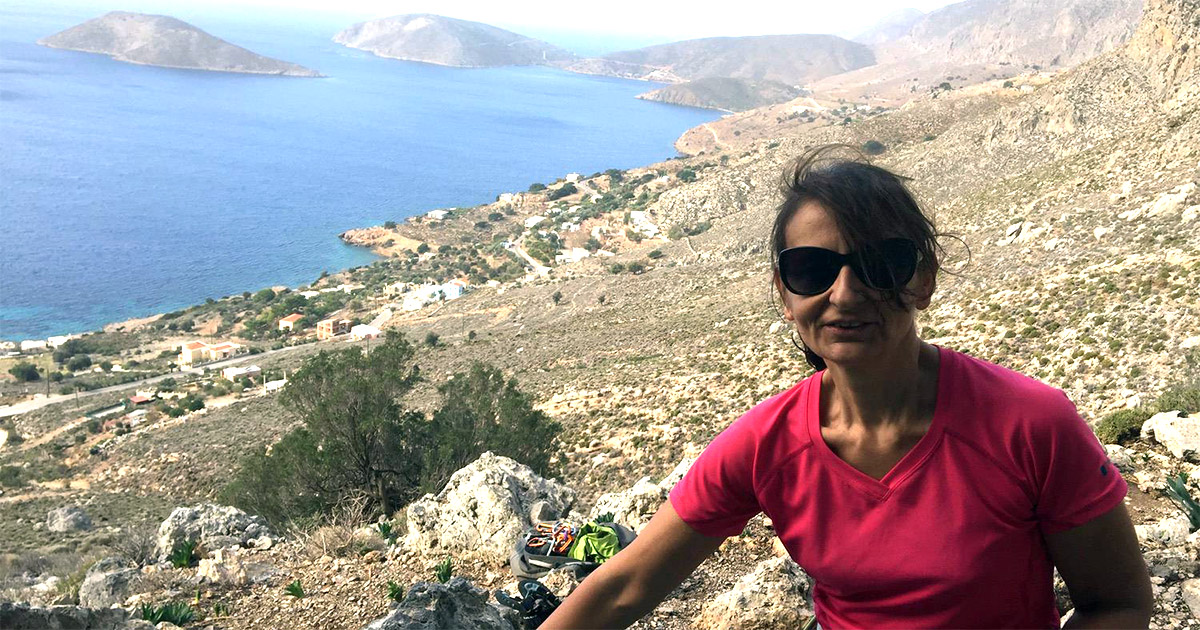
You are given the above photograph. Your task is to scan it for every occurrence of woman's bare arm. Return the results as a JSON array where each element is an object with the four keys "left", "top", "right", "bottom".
[
  {"left": 1046, "top": 502, "right": 1153, "bottom": 629},
  {"left": 540, "top": 501, "right": 727, "bottom": 629}
]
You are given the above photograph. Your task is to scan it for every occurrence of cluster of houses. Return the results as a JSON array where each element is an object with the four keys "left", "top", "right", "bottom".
[
  {"left": 2, "top": 333, "right": 85, "bottom": 357},
  {"left": 386, "top": 279, "right": 468, "bottom": 312},
  {"left": 178, "top": 340, "right": 242, "bottom": 366}
]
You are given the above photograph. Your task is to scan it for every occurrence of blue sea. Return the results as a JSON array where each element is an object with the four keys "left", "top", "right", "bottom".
[{"left": 0, "top": 2, "right": 718, "bottom": 341}]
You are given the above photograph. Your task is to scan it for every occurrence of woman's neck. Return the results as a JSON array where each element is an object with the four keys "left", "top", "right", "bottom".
[{"left": 821, "top": 337, "right": 939, "bottom": 431}]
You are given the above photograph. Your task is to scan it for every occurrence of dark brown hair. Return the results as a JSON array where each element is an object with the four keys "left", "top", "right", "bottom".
[{"left": 770, "top": 144, "right": 947, "bottom": 370}]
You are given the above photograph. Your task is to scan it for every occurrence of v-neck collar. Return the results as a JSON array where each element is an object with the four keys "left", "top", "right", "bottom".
[{"left": 805, "top": 345, "right": 951, "bottom": 501}]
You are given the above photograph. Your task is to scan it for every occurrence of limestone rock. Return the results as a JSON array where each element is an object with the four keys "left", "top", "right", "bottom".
[
  {"left": 46, "top": 506, "right": 92, "bottom": 533},
  {"left": 79, "top": 557, "right": 141, "bottom": 609},
  {"left": 363, "top": 577, "right": 519, "bottom": 630},
  {"left": 1181, "top": 578, "right": 1200, "bottom": 616},
  {"left": 1136, "top": 514, "right": 1193, "bottom": 546},
  {"left": 590, "top": 458, "right": 694, "bottom": 532},
  {"left": 696, "top": 556, "right": 812, "bottom": 630},
  {"left": 196, "top": 548, "right": 276, "bottom": 586},
  {"left": 155, "top": 504, "right": 275, "bottom": 562},
  {"left": 1142, "top": 411, "right": 1200, "bottom": 461},
  {"left": 1144, "top": 547, "right": 1199, "bottom": 581},
  {"left": 403, "top": 452, "right": 574, "bottom": 559},
  {"left": 0, "top": 602, "right": 133, "bottom": 629}
]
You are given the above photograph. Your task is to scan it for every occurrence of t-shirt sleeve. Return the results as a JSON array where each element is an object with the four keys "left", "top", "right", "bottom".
[
  {"left": 1030, "top": 390, "right": 1128, "bottom": 535},
  {"left": 668, "top": 412, "right": 763, "bottom": 538}
]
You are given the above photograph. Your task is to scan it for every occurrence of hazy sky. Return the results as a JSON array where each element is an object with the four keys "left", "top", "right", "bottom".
[{"left": 66, "top": 0, "right": 960, "bottom": 45}]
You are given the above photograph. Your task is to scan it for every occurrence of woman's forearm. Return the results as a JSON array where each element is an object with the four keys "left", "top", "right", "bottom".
[{"left": 540, "top": 560, "right": 657, "bottom": 630}]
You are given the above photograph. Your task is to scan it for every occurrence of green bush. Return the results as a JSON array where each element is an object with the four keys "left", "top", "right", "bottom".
[
  {"left": 8, "top": 362, "right": 39, "bottom": 382},
  {"left": 528, "top": 183, "right": 546, "bottom": 192},
  {"left": 169, "top": 540, "right": 198, "bottom": 569},
  {"left": 862, "top": 140, "right": 886, "bottom": 156},
  {"left": 284, "top": 579, "right": 306, "bottom": 598},
  {"left": 677, "top": 168, "right": 696, "bottom": 182},
  {"left": 387, "top": 580, "right": 406, "bottom": 602},
  {"left": 139, "top": 602, "right": 195, "bottom": 625},
  {"left": 1156, "top": 384, "right": 1200, "bottom": 415},
  {"left": 1166, "top": 474, "right": 1200, "bottom": 532},
  {"left": 1095, "top": 408, "right": 1153, "bottom": 445},
  {"left": 435, "top": 558, "right": 453, "bottom": 583},
  {"left": 546, "top": 183, "right": 578, "bottom": 201}
]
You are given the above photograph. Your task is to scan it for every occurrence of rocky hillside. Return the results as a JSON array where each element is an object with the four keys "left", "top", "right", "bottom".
[
  {"left": 877, "top": 0, "right": 1144, "bottom": 66},
  {"left": 38, "top": 12, "right": 320, "bottom": 77},
  {"left": 636, "top": 77, "right": 803, "bottom": 112},
  {"left": 573, "top": 34, "right": 876, "bottom": 85},
  {"left": 333, "top": 14, "right": 575, "bottom": 68}
]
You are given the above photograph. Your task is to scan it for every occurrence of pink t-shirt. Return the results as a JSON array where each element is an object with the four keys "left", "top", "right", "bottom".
[{"left": 669, "top": 346, "right": 1126, "bottom": 629}]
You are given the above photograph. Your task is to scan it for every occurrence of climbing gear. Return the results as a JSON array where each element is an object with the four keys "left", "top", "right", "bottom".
[
  {"left": 495, "top": 578, "right": 562, "bottom": 629},
  {"left": 510, "top": 519, "right": 636, "bottom": 579}
]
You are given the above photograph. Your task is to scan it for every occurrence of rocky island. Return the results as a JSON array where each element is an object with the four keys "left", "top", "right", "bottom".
[
  {"left": 333, "top": 13, "right": 575, "bottom": 68},
  {"left": 637, "top": 77, "right": 804, "bottom": 112},
  {"left": 38, "top": 12, "right": 321, "bottom": 77}
]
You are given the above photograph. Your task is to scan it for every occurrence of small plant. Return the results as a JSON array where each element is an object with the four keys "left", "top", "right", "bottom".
[
  {"left": 434, "top": 557, "right": 453, "bottom": 583},
  {"left": 551, "top": 290, "right": 562, "bottom": 305},
  {"left": 376, "top": 521, "right": 398, "bottom": 544},
  {"left": 387, "top": 580, "right": 406, "bottom": 602},
  {"left": 139, "top": 602, "right": 196, "bottom": 625},
  {"left": 424, "top": 331, "right": 440, "bottom": 347},
  {"left": 594, "top": 511, "right": 615, "bottom": 523},
  {"left": 1166, "top": 473, "right": 1200, "bottom": 532},
  {"left": 1095, "top": 408, "right": 1153, "bottom": 445},
  {"left": 284, "top": 579, "right": 306, "bottom": 598},
  {"left": 169, "top": 540, "right": 198, "bottom": 569}
]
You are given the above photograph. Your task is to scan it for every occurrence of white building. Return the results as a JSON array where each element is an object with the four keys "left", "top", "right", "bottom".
[
  {"left": 20, "top": 340, "right": 48, "bottom": 353},
  {"left": 265, "top": 379, "right": 288, "bottom": 392},
  {"left": 554, "top": 248, "right": 592, "bottom": 265},
  {"left": 350, "top": 324, "right": 381, "bottom": 341},
  {"left": 222, "top": 365, "right": 262, "bottom": 381},
  {"left": 299, "top": 290, "right": 320, "bottom": 299},
  {"left": 47, "top": 334, "right": 81, "bottom": 348},
  {"left": 426, "top": 209, "right": 449, "bottom": 220},
  {"left": 525, "top": 216, "right": 546, "bottom": 228},
  {"left": 400, "top": 280, "right": 468, "bottom": 312},
  {"left": 565, "top": 173, "right": 581, "bottom": 183},
  {"left": 628, "top": 211, "right": 660, "bottom": 238},
  {"left": 498, "top": 193, "right": 515, "bottom": 203}
]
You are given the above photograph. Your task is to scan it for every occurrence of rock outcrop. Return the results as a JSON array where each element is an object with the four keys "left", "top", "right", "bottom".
[
  {"left": 38, "top": 12, "right": 320, "bottom": 77},
  {"left": 363, "top": 578, "right": 519, "bottom": 630},
  {"left": 1142, "top": 410, "right": 1200, "bottom": 461},
  {"left": 46, "top": 506, "right": 92, "bottom": 533},
  {"left": 589, "top": 458, "right": 693, "bottom": 532},
  {"left": 334, "top": 14, "right": 574, "bottom": 68},
  {"left": 78, "top": 557, "right": 141, "bottom": 609},
  {"left": 196, "top": 547, "right": 277, "bottom": 586},
  {"left": 696, "top": 556, "right": 813, "bottom": 630},
  {"left": 0, "top": 602, "right": 144, "bottom": 630},
  {"left": 155, "top": 503, "right": 275, "bottom": 562},
  {"left": 403, "top": 452, "right": 575, "bottom": 559}
]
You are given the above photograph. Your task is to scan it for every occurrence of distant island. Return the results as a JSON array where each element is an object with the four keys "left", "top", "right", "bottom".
[
  {"left": 637, "top": 77, "right": 804, "bottom": 112},
  {"left": 38, "top": 12, "right": 321, "bottom": 77},
  {"left": 333, "top": 13, "right": 575, "bottom": 68}
]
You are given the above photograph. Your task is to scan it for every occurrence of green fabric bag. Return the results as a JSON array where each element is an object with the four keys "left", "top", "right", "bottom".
[{"left": 566, "top": 522, "right": 622, "bottom": 563}]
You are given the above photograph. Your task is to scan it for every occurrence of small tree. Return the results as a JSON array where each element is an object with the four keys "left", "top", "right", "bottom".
[
  {"left": 384, "top": 221, "right": 397, "bottom": 229},
  {"left": 862, "top": 140, "right": 886, "bottom": 156},
  {"left": 9, "top": 362, "right": 40, "bottom": 382},
  {"left": 424, "top": 362, "right": 561, "bottom": 491},
  {"left": 66, "top": 355, "right": 92, "bottom": 372},
  {"left": 677, "top": 168, "right": 696, "bottom": 182},
  {"left": 424, "top": 332, "right": 440, "bottom": 347},
  {"left": 551, "top": 290, "right": 562, "bottom": 305}
]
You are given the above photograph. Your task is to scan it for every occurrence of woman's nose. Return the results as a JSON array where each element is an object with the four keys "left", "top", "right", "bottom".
[{"left": 828, "top": 263, "right": 868, "bottom": 305}]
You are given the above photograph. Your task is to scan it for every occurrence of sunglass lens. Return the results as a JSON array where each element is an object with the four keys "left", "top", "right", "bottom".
[
  {"left": 781, "top": 248, "right": 841, "bottom": 295},
  {"left": 857, "top": 239, "right": 917, "bottom": 290}
]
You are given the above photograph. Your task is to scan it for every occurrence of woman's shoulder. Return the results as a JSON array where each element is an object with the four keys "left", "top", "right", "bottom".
[
  {"left": 714, "top": 372, "right": 819, "bottom": 456},
  {"left": 942, "top": 347, "right": 1076, "bottom": 413}
]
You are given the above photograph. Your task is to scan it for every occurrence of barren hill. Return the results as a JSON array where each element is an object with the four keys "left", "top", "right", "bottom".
[
  {"left": 574, "top": 34, "right": 875, "bottom": 85},
  {"left": 333, "top": 13, "right": 575, "bottom": 68},
  {"left": 636, "top": 77, "right": 804, "bottom": 112},
  {"left": 38, "top": 12, "right": 320, "bottom": 77}
]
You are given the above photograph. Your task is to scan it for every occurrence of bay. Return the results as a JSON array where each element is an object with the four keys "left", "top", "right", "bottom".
[{"left": 0, "top": 2, "right": 718, "bottom": 341}]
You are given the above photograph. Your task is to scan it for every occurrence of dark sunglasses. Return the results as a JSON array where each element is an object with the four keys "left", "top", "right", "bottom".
[{"left": 778, "top": 238, "right": 919, "bottom": 296}]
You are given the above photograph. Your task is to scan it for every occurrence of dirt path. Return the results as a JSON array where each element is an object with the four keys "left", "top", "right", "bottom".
[{"left": 701, "top": 123, "right": 727, "bottom": 150}]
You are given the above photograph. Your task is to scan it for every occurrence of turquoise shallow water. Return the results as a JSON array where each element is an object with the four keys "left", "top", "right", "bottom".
[{"left": 0, "top": 3, "right": 718, "bottom": 341}]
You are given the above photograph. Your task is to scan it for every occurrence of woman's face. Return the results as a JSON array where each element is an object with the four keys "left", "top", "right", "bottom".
[{"left": 775, "top": 201, "right": 935, "bottom": 369}]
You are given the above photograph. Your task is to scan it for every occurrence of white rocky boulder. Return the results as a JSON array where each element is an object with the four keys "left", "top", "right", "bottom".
[
  {"left": 696, "top": 556, "right": 812, "bottom": 630},
  {"left": 0, "top": 602, "right": 141, "bottom": 629},
  {"left": 589, "top": 458, "right": 693, "bottom": 532},
  {"left": 196, "top": 548, "right": 276, "bottom": 586},
  {"left": 1136, "top": 514, "right": 1193, "bottom": 546},
  {"left": 1142, "top": 411, "right": 1200, "bottom": 461},
  {"left": 78, "top": 557, "right": 141, "bottom": 609},
  {"left": 364, "top": 577, "right": 519, "bottom": 630},
  {"left": 403, "top": 452, "right": 575, "bottom": 559},
  {"left": 46, "top": 506, "right": 92, "bottom": 533},
  {"left": 155, "top": 504, "right": 275, "bottom": 562}
]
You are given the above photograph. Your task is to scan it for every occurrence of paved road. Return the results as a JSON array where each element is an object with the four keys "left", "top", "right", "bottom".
[{"left": 0, "top": 343, "right": 304, "bottom": 418}]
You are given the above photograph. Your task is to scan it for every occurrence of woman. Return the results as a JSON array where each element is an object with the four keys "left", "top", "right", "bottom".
[{"left": 543, "top": 146, "right": 1153, "bottom": 629}]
